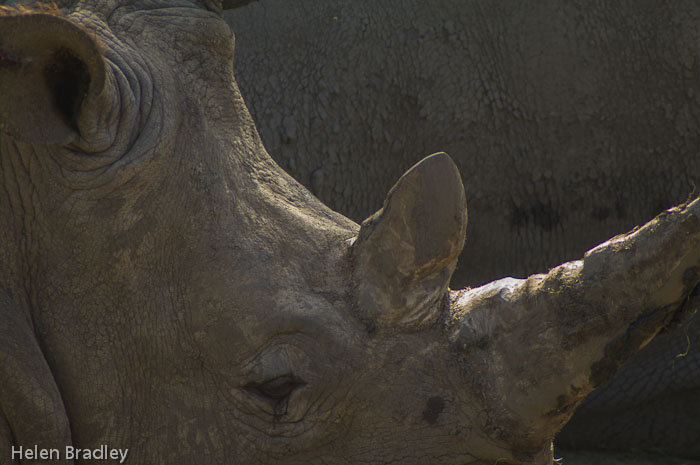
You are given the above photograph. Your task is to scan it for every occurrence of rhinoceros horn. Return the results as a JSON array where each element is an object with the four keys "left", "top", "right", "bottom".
[{"left": 352, "top": 152, "right": 468, "bottom": 331}]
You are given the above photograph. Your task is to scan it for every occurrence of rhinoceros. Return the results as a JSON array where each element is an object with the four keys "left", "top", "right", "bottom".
[
  {"left": 1, "top": 2, "right": 699, "bottom": 464},
  {"left": 224, "top": 1, "right": 700, "bottom": 458}
]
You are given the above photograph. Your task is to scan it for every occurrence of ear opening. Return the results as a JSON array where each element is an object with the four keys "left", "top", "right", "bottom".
[
  {"left": 44, "top": 47, "right": 92, "bottom": 130},
  {"left": 0, "top": 12, "right": 107, "bottom": 144}
]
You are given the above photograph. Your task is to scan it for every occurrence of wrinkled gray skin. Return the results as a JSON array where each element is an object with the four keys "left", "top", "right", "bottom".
[
  {"left": 2, "top": 2, "right": 700, "bottom": 465},
  {"left": 227, "top": 0, "right": 700, "bottom": 288},
  {"left": 224, "top": 1, "right": 700, "bottom": 457}
]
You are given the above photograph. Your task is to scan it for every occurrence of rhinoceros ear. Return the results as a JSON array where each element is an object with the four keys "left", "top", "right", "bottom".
[
  {"left": 0, "top": 12, "right": 108, "bottom": 145},
  {"left": 352, "top": 153, "right": 467, "bottom": 331}
]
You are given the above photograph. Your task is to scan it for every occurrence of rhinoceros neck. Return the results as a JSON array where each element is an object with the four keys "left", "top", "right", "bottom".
[{"left": 0, "top": 140, "right": 29, "bottom": 306}]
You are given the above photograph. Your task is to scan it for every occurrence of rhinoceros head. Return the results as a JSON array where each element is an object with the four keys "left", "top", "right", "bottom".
[{"left": 1, "top": 2, "right": 699, "bottom": 465}]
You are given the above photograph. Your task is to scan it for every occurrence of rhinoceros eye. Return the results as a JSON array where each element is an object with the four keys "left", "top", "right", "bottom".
[{"left": 245, "top": 374, "right": 305, "bottom": 402}]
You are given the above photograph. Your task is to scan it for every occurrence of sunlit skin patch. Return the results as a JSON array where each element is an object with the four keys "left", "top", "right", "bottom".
[
  {"left": 0, "top": 3, "right": 106, "bottom": 57},
  {"left": 0, "top": 1, "right": 63, "bottom": 16}
]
